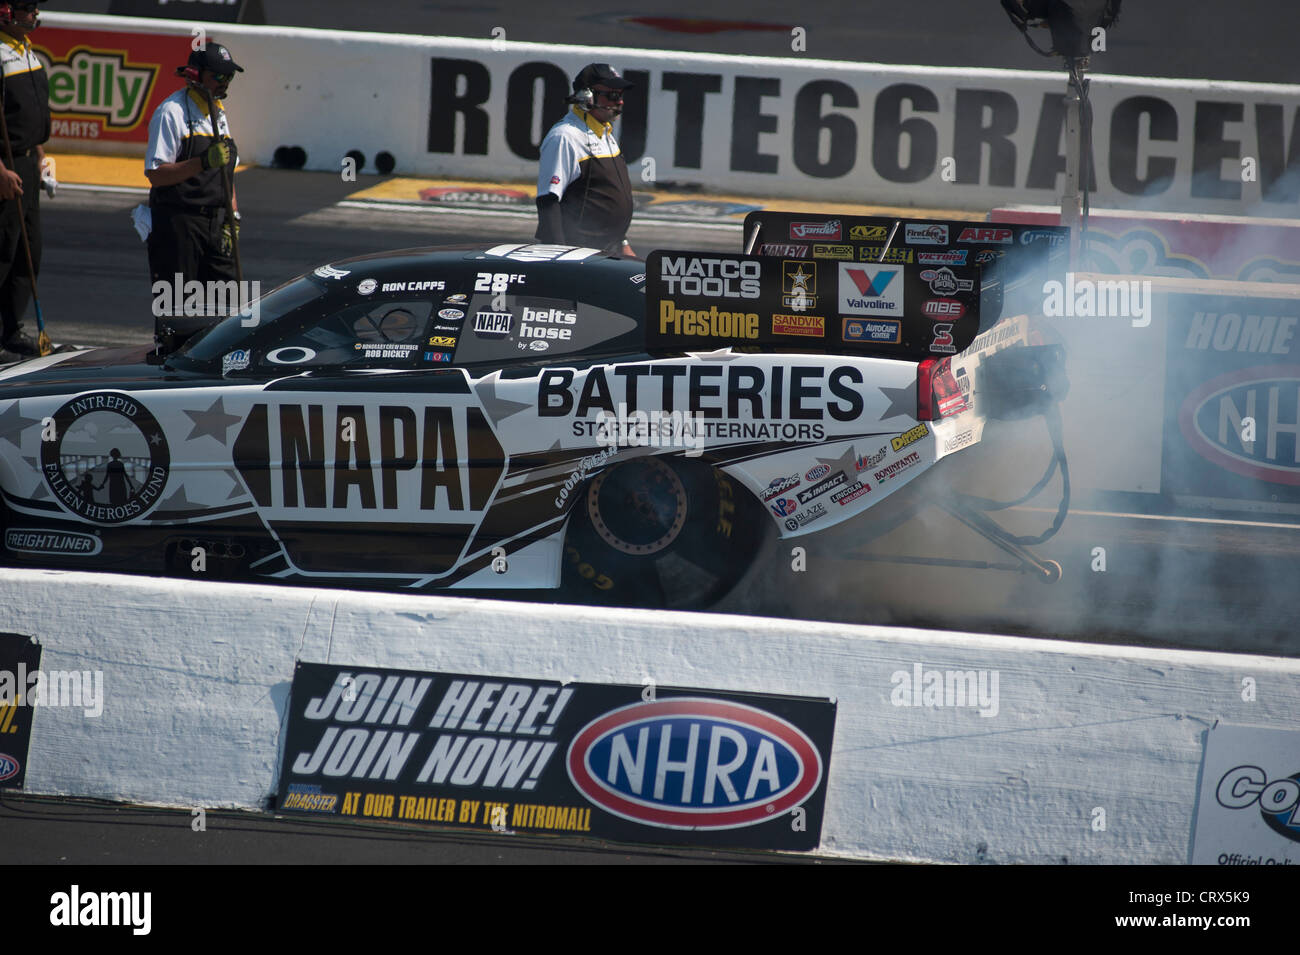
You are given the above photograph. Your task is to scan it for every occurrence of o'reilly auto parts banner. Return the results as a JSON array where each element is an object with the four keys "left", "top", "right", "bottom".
[
  {"left": 279, "top": 663, "right": 836, "bottom": 850},
  {"left": 36, "top": 26, "right": 188, "bottom": 147},
  {"left": 1163, "top": 287, "right": 1300, "bottom": 507}
]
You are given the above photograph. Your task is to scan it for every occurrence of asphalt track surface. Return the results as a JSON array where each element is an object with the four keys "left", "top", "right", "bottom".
[{"left": 9, "top": 3, "right": 1300, "bottom": 871}]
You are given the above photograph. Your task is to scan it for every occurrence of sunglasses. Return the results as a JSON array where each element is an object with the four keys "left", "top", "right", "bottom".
[
  {"left": 593, "top": 89, "right": 624, "bottom": 103},
  {"left": 212, "top": 72, "right": 235, "bottom": 84}
]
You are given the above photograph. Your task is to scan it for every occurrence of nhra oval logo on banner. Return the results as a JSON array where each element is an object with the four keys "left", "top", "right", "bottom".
[
  {"left": 39, "top": 392, "right": 170, "bottom": 524},
  {"left": 566, "top": 698, "right": 823, "bottom": 830},
  {"left": 1179, "top": 365, "right": 1300, "bottom": 485}
]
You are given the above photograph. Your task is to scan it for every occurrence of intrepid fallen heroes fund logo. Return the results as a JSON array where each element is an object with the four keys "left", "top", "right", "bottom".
[
  {"left": 40, "top": 392, "right": 170, "bottom": 524},
  {"left": 279, "top": 664, "right": 835, "bottom": 850}
]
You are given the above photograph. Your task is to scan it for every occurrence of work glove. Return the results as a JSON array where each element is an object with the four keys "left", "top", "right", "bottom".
[
  {"left": 40, "top": 158, "right": 56, "bottom": 199},
  {"left": 220, "top": 211, "right": 241, "bottom": 255},
  {"left": 202, "top": 140, "right": 232, "bottom": 171}
]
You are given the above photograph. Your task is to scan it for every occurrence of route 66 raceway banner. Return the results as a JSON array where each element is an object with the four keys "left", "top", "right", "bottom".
[{"left": 278, "top": 663, "right": 836, "bottom": 851}]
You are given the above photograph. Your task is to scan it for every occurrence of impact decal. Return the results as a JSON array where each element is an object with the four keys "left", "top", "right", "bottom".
[
  {"left": 40, "top": 392, "right": 170, "bottom": 524},
  {"left": 280, "top": 665, "right": 835, "bottom": 850}
]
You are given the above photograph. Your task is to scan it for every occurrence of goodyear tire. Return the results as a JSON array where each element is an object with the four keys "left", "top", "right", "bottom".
[{"left": 560, "top": 456, "right": 766, "bottom": 609}]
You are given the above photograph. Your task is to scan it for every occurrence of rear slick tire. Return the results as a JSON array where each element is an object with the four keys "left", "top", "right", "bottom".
[{"left": 560, "top": 456, "right": 765, "bottom": 609}]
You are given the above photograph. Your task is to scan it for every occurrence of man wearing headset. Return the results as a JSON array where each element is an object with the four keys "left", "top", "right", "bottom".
[
  {"left": 144, "top": 42, "right": 241, "bottom": 295},
  {"left": 0, "top": 0, "right": 50, "bottom": 362},
  {"left": 535, "top": 63, "right": 636, "bottom": 257}
]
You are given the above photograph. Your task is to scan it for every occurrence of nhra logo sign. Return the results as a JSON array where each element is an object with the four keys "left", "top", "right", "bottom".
[
  {"left": 1179, "top": 365, "right": 1300, "bottom": 485},
  {"left": 566, "top": 699, "right": 824, "bottom": 829}
]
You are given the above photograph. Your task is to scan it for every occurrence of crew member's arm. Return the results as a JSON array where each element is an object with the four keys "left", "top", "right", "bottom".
[
  {"left": 535, "top": 129, "right": 579, "bottom": 244},
  {"left": 0, "top": 161, "right": 20, "bottom": 200},
  {"left": 536, "top": 194, "right": 564, "bottom": 243}
]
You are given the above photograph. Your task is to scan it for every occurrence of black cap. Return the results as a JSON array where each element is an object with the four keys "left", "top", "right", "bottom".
[
  {"left": 573, "top": 63, "right": 632, "bottom": 92},
  {"left": 185, "top": 43, "right": 244, "bottom": 76}
]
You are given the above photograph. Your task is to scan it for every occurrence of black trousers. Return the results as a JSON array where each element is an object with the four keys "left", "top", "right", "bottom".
[
  {"left": 0, "top": 153, "right": 42, "bottom": 341},
  {"left": 147, "top": 205, "right": 236, "bottom": 287}
]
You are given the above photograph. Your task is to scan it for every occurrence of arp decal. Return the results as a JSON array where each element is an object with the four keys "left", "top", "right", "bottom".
[
  {"left": 39, "top": 392, "right": 170, "bottom": 524},
  {"left": 1178, "top": 364, "right": 1300, "bottom": 486},
  {"left": 957, "top": 227, "right": 1013, "bottom": 244},
  {"left": 566, "top": 698, "right": 823, "bottom": 830}
]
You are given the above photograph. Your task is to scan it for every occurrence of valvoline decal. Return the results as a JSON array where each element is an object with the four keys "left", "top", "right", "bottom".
[
  {"left": 566, "top": 698, "right": 822, "bottom": 829},
  {"left": 0, "top": 753, "right": 19, "bottom": 782},
  {"left": 1179, "top": 364, "right": 1300, "bottom": 485}
]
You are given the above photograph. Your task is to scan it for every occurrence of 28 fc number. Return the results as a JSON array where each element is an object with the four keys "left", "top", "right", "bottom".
[{"left": 474, "top": 272, "right": 526, "bottom": 292}]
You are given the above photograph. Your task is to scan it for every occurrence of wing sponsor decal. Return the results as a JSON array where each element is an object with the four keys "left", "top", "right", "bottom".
[{"left": 839, "top": 264, "right": 903, "bottom": 316}]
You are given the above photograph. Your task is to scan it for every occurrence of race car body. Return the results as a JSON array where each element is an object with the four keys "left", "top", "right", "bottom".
[{"left": 0, "top": 239, "right": 1062, "bottom": 607}]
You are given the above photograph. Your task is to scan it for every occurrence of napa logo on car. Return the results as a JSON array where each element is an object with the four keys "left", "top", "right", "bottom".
[
  {"left": 0, "top": 753, "right": 18, "bottom": 783},
  {"left": 566, "top": 698, "right": 823, "bottom": 829},
  {"left": 1179, "top": 365, "right": 1300, "bottom": 485}
]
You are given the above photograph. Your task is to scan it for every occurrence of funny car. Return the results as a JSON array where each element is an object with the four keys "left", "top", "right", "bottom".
[{"left": 0, "top": 229, "right": 1067, "bottom": 608}]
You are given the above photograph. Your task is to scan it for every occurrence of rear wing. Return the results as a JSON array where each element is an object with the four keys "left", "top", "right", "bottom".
[
  {"left": 742, "top": 211, "right": 1069, "bottom": 328},
  {"left": 645, "top": 250, "right": 982, "bottom": 361}
]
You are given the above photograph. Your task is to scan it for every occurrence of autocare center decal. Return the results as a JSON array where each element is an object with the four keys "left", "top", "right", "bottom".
[{"left": 279, "top": 664, "right": 836, "bottom": 850}]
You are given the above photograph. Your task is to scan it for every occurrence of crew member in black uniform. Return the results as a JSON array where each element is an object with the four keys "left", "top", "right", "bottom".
[
  {"left": 144, "top": 42, "right": 242, "bottom": 291},
  {"left": 535, "top": 63, "right": 636, "bottom": 257},
  {"left": 0, "top": 0, "right": 50, "bottom": 362}
]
